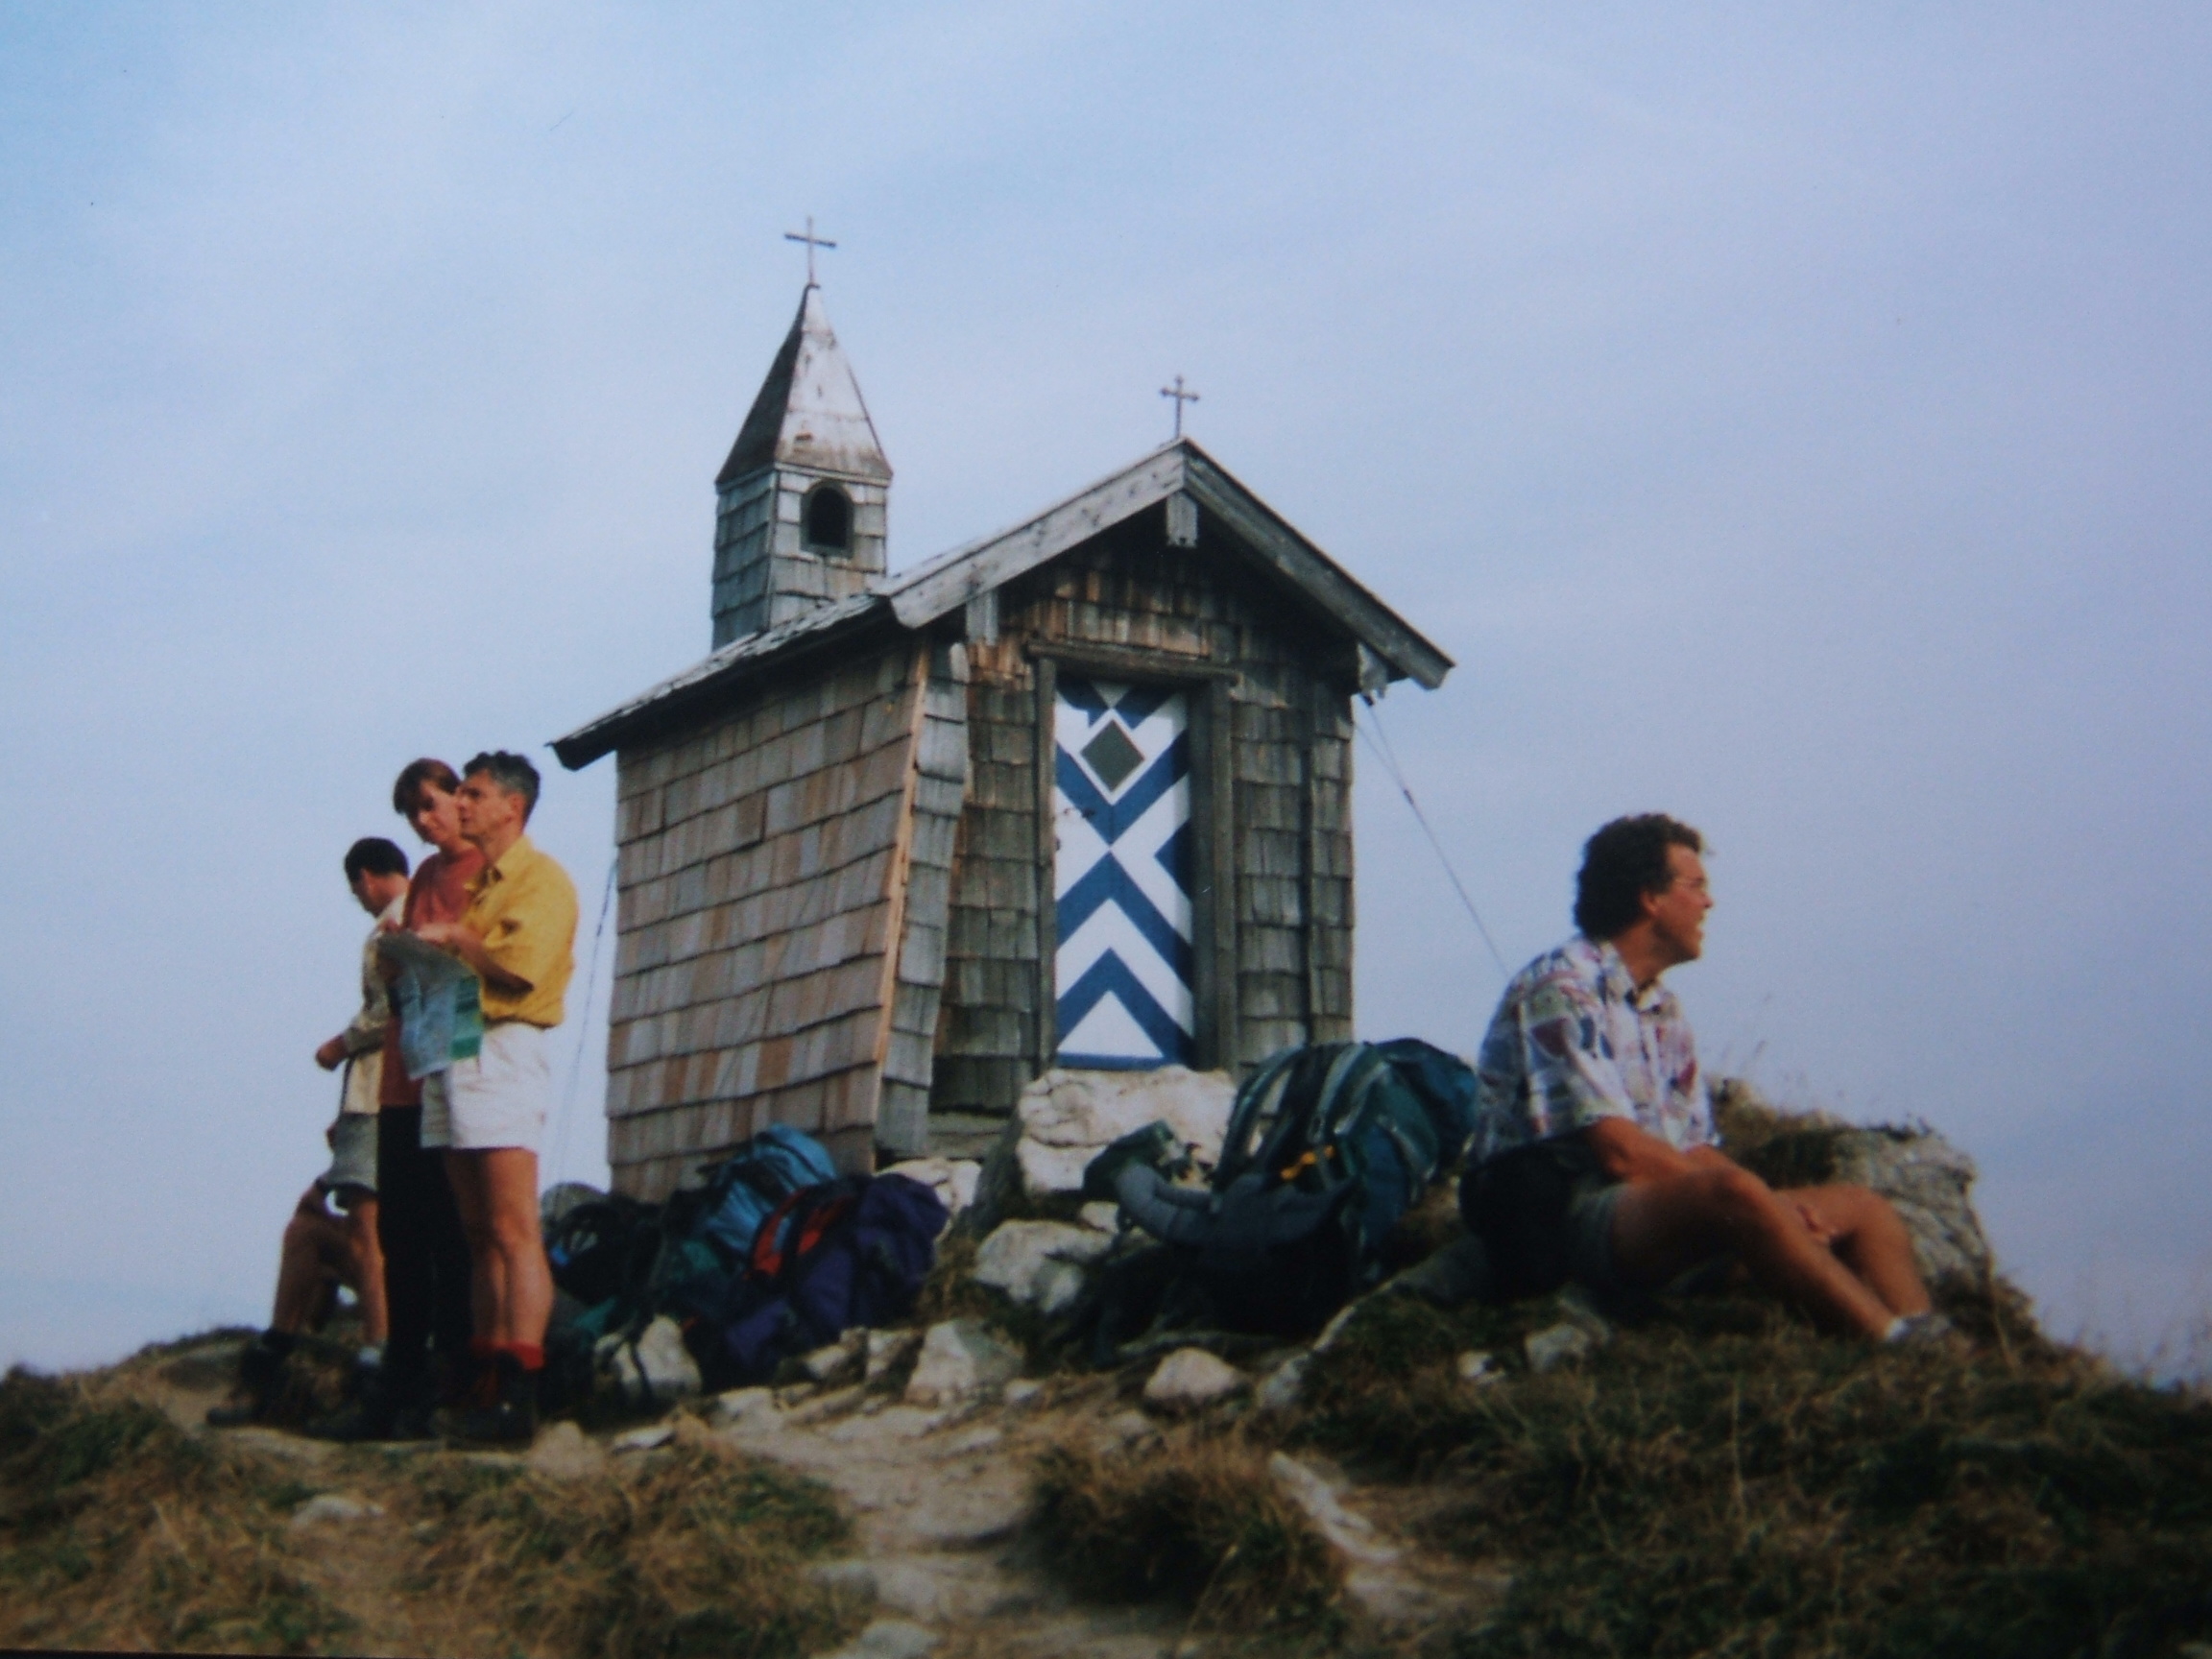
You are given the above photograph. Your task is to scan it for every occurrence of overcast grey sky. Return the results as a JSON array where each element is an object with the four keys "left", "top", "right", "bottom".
[{"left": 4, "top": 4, "right": 2207, "bottom": 1376}]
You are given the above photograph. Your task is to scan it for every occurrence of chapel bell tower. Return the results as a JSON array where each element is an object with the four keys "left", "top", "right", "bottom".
[{"left": 709, "top": 281, "right": 892, "bottom": 647}]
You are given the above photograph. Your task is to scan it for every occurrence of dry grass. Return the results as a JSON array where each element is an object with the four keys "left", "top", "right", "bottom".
[
  {"left": 404, "top": 1435, "right": 857, "bottom": 1659},
  {"left": 1030, "top": 1426, "right": 1344, "bottom": 1636},
  {"left": 0, "top": 1348, "right": 860, "bottom": 1659},
  {"left": 1292, "top": 1291, "right": 2212, "bottom": 1659},
  {"left": 0, "top": 1365, "right": 352, "bottom": 1652}
]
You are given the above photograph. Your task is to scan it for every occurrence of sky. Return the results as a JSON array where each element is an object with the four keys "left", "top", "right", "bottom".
[{"left": 3, "top": 4, "right": 2207, "bottom": 1378}]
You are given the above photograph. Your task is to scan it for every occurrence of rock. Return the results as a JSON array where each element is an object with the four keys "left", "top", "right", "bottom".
[
  {"left": 822, "top": 1618, "right": 939, "bottom": 1659},
  {"left": 973, "top": 1220, "right": 1115, "bottom": 1315},
  {"left": 1310, "top": 1301, "right": 1363, "bottom": 1354},
  {"left": 1455, "top": 1350, "right": 1502, "bottom": 1385},
  {"left": 1077, "top": 1200, "right": 1123, "bottom": 1234},
  {"left": 1002, "top": 1378, "right": 1044, "bottom": 1409},
  {"left": 878, "top": 1157, "right": 981, "bottom": 1230},
  {"left": 944, "top": 1425, "right": 1004, "bottom": 1455},
  {"left": 1525, "top": 1322, "right": 1600, "bottom": 1372},
  {"left": 710, "top": 1385, "right": 780, "bottom": 1429},
  {"left": 808, "top": 1557, "right": 878, "bottom": 1597},
  {"left": 864, "top": 1328, "right": 923, "bottom": 1384},
  {"left": 1827, "top": 1126, "right": 1994, "bottom": 1287},
  {"left": 980, "top": 1067, "right": 1238, "bottom": 1213},
  {"left": 787, "top": 1383, "right": 867, "bottom": 1426},
  {"left": 903, "top": 1319, "right": 1022, "bottom": 1407},
  {"left": 612, "top": 1423, "right": 676, "bottom": 1453},
  {"left": 595, "top": 1314, "right": 701, "bottom": 1410},
  {"left": 799, "top": 1331, "right": 866, "bottom": 1385},
  {"left": 1716, "top": 1079, "right": 1996, "bottom": 1289},
  {"left": 1257, "top": 1353, "right": 1310, "bottom": 1412},
  {"left": 1142, "top": 1347, "right": 1246, "bottom": 1413},
  {"left": 289, "top": 1492, "right": 384, "bottom": 1530},
  {"left": 525, "top": 1420, "right": 606, "bottom": 1480},
  {"left": 1266, "top": 1453, "right": 1399, "bottom": 1566}
]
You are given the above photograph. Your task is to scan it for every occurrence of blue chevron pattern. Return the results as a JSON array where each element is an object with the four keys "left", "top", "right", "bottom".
[{"left": 1053, "top": 679, "right": 1194, "bottom": 1068}]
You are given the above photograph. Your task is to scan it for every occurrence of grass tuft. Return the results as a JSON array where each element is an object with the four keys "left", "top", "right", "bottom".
[
  {"left": 406, "top": 1436, "right": 857, "bottom": 1659},
  {"left": 0, "top": 1365, "right": 352, "bottom": 1653},
  {"left": 1345, "top": 1306, "right": 2212, "bottom": 1658},
  {"left": 1031, "top": 1427, "right": 1344, "bottom": 1634}
]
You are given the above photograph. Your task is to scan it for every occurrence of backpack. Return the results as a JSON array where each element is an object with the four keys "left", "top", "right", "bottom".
[
  {"left": 685, "top": 1172, "right": 948, "bottom": 1390},
  {"left": 544, "top": 1124, "right": 844, "bottom": 1371},
  {"left": 678, "top": 1123, "right": 841, "bottom": 1263},
  {"left": 545, "top": 1192, "right": 663, "bottom": 1313},
  {"left": 1090, "top": 1040, "right": 1475, "bottom": 1338},
  {"left": 640, "top": 1123, "right": 843, "bottom": 1322}
]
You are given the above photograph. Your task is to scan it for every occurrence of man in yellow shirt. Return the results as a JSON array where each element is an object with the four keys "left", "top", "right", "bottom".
[{"left": 412, "top": 751, "right": 577, "bottom": 1443}]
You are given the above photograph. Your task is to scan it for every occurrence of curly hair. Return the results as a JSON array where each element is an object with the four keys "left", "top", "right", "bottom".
[{"left": 1573, "top": 814, "right": 1704, "bottom": 940}]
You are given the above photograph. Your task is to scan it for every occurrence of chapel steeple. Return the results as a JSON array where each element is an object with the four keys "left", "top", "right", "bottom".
[{"left": 709, "top": 281, "right": 892, "bottom": 647}]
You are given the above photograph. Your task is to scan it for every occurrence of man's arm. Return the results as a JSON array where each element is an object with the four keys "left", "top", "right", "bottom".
[{"left": 410, "top": 921, "right": 533, "bottom": 996}]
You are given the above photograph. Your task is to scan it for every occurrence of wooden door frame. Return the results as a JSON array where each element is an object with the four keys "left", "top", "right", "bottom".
[{"left": 1026, "top": 642, "right": 1239, "bottom": 1073}]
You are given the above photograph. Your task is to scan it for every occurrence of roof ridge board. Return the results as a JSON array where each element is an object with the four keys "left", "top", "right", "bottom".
[
  {"left": 877, "top": 442, "right": 1189, "bottom": 621},
  {"left": 1178, "top": 449, "right": 1453, "bottom": 689}
]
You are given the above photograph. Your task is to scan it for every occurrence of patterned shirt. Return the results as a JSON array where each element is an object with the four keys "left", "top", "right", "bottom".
[{"left": 1469, "top": 935, "right": 1713, "bottom": 1166}]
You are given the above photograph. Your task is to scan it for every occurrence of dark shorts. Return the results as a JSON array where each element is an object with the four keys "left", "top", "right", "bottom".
[{"left": 1460, "top": 1138, "right": 1627, "bottom": 1301}]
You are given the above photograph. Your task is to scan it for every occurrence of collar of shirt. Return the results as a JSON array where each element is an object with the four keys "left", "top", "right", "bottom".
[
  {"left": 1586, "top": 937, "right": 1673, "bottom": 1016},
  {"left": 469, "top": 832, "right": 536, "bottom": 898}
]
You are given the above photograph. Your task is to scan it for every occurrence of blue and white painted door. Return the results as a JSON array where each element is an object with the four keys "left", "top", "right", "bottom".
[{"left": 1053, "top": 679, "right": 1194, "bottom": 1068}]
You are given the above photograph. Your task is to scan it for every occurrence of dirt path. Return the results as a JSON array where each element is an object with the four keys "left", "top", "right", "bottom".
[{"left": 119, "top": 1334, "right": 1478, "bottom": 1658}]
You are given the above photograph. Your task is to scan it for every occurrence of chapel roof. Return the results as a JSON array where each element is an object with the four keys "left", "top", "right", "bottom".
[{"left": 554, "top": 438, "right": 1451, "bottom": 769}]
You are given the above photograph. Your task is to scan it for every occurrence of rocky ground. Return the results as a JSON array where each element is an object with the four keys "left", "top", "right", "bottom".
[{"left": 112, "top": 1315, "right": 1493, "bottom": 1659}]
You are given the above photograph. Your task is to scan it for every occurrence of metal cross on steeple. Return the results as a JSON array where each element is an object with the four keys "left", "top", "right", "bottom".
[
  {"left": 783, "top": 216, "right": 838, "bottom": 287},
  {"left": 1160, "top": 374, "right": 1200, "bottom": 440}
]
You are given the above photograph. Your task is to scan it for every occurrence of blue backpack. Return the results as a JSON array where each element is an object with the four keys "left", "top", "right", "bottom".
[
  {"left": 686, "top": 1172, "right": 948, "bottom": 1389},
  {"left": 1089, "top": 1039, "right": 1478, "bottom": 1337}
]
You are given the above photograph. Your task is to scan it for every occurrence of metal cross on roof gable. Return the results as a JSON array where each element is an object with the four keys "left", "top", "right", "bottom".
[
  {"left": 783, "top": 216, "right": 837, "bottom": 286},
  {"left": 1159, "top": 374, "right": 1200, "bottom": 440}
]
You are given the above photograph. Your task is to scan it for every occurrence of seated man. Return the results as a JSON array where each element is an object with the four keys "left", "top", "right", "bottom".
[
  {"left": 205, "top": 1182, "right": 373, "bottom": 1426},
  {"left": 210, "top": 837, "right": 412, "bottom": 1424},
  {"left": 1461, "top": 814, "right": 1945, "bottom": 1342}
]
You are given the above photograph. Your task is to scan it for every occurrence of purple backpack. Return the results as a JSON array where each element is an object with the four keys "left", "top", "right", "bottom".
[{"left": 687, "top": 1172, "right": 948, "bottom": 1389}]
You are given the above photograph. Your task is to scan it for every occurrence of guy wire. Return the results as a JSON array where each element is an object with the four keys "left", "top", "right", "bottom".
[
  {"left": 1355, "top": 700, "right": 1511, "bottom": 980},
  {"left": 551, "top": 853, "right": 618, "bottom": 1186}
]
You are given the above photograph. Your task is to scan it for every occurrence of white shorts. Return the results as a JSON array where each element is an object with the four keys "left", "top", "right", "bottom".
[{"left": 421, "top": 1022, "right": 549, "bottom": 1153}]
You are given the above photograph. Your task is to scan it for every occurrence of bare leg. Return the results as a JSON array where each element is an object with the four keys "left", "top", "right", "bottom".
[
  {"left": 271, "top": 1194, "right": 351, "bottom": 1334},
  {"left": 472, "top": 1148, "right": 552, "bottom": 1347},
  {"left": 341, "top": 1195, "right": 389, "bottom": 1345},
  {"left": 1609, "top": 1164, "right": 1899, "bottom": 1338},
  {"left": 1785, "top": 1185, "right": 1932, "bottom": 1318}
]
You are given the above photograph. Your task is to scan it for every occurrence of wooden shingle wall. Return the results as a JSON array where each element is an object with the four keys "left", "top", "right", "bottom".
[
  {"left": 877, "top": 640, "right": 968, "bottom": 1157},
  {"left": 927, "top": 506, "right": 1358, "bottom": 1146},
  {"left": 605, "top": 641, "right": 927, "bottom": 1196}
]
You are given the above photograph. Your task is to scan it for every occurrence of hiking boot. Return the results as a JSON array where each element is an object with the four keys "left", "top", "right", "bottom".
[
  {"left": 304, "top": 1370, "right": 435, "bottom": 1443},
  {"left": 452, "top": 1354, "right": 539, "bottom": 1446},
  {"left": 204, "top": 1334, "right": 287, "bottom": 1428}
]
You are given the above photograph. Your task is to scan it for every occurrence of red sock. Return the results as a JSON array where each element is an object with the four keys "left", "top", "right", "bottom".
[{"left": 507, "top": 1342, "right": 545, "bottom": 1373}]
